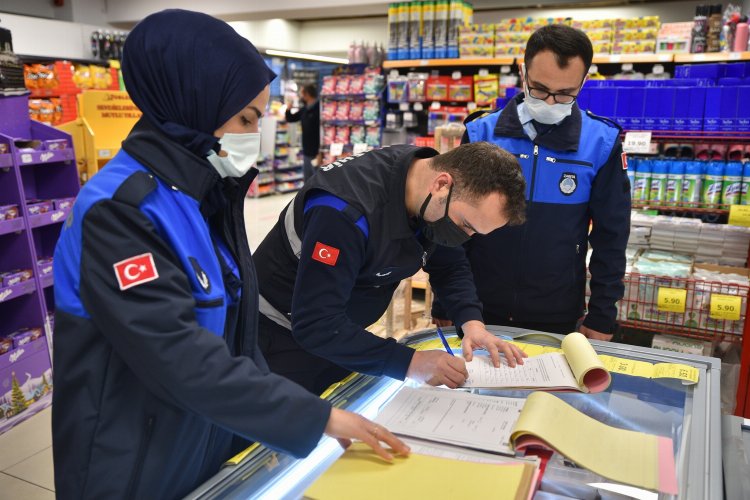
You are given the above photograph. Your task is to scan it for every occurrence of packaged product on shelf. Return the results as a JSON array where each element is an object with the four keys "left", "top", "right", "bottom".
[
  {"left": 321, "top": 76, "right": 337, "bottom": 96},
  {"left": 613, "top": 40, "right": 656, "bottom": 54},
  {"left": 0, "top": 144, "right": 7, "bottom": 154},
  {"left": 335, "top": 101, "right": 351, "bottom": 121},
  {"left": 474, "top": 74, "right": 499, "bottom": 107},
  {"left": 426, "top": 76, "right": 450, "bottom": 101},
  {"left": 741, "top": 162, "right": 750, "bottom": 205},
  {"left": 323, "top": 125, "right": 336, "bottom": 146},
  {"left": 397, "top": 1, "right": 410, "bottom": 59},
  {"left": 363, "top": 73, "right": 385, "bottom": 95},
  {"left": 363, "top": 100, "right": 380, "bottom": 122},
  {"left": 52, "top": 197, "right": 76, "bottom": 211},
  {"left": 591, "top": 42, "right": 613, "bottom": 54},
  {"left": 0, "top": 269, "right": 33, "bottom": 287},
  {"left": 682, "top": 161, "right": 704, "bottom": 205},
  {"left": 9, "top": 328, "right": 42, "bottom": 349},
  {"left": 656, "top": 22, "right": 693, "bottom": 54},
  {"left": 26, "top": 200, "right": 53, "bottom": 215},
  {"left": 349, "top": 101, "right": 365, "bottom": 121},
  {"left": 321, "top": 101, "right": 337, "bottom": 121},
  {"left": 387, "top": 76, "right": 409, "bottom": 103},
  {"left": 722, "top": 162, "right": 743, "bottom": 206},
  {"left": 614, "top": 28, "right": 658, "bottom": 41},
  {"left": 494, "top": 32, "right": 532, "bottom": 44},
  {"left": 365, "top": 126, "right": 381, "bottom": 146},
  {"left": 435, "top": 123, "right": 465, "bottom": 153},
  {"left": 448, "top": 76, "right": 473, "bottom": 102},
  {"left": 458, "top": 24, "right": 495, "bottom": 59},
  {"left": 350, "top": 125, "right": 366, "bottom": 144},
  {"left": 335, "top": 76, "right": 351, "bottom": 95},
  {"left": 407, "top": 73, "right": 429, "bottom": 102},
  {"left": 702, "top": 161, "right": 724, "bottom": 207},
  {"left": 615, "top": 16, "right": 660, "bottom": 30},
  {"left": 387, "top": 2, "right": 399, "bottom": 59},
  {"left": 335, "top": 126, "right": 351, "bottom": 145},
  {"left": 421, "top": 1, "right": 436, "bottom": 59},
  {"left": 428, "top": 109, "right": 447, "bottom": 135},
  {"left": 45, "top": 137, "right": 68, "bottom": 151},
  {"left": 349, "top": 75, "right": 365, "bottom": 95},
  {"left": 494, "top": 44, "right": 526, "bottom": 56},
  {"left": 409, "top": 1, "right": 422, "bottom": 59},
  {"left": 665, "top": 161, "right": 684, "bottom": 206},
  {"left": 0, "top": 337, "right": 12, "bottom": 355},
  {"left": 571, "top": 19, "right": 615, "bottom": 30},
  {"left": 649, "top": 161, "right": 668, "bottom": 204},
  {"left": 434, "top": 0, "right": 449, "bottom": 58},
  {"left": 385, "top": 111, "right": 402, "bottom": 130},
  {"left": 633, "top": 160, "right": 651, "bottom": 202},
  {"left": 37, "top": 257, "right": 53, "bottom": 277},
  {"left": 0, "top": 205, "right": 18, "bottom": 221},
  {"left": 586, "top": 30, "right": 614, "bottom": 42},
  {"left": 38, "top": 100, "right": 55, "bottom": 124},
  {"left": 446, "top": 106, "right": 468, "bottom": 124}
]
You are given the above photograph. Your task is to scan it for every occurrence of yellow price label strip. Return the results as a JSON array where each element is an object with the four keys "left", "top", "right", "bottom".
[
  {"left": 729, "top": 204, "right": 750, "bottom": 227},
  {"left": 652, "top": 363, "right": 699, "bottom": 384},
  {"left": 710, "top": 293, "right": 742, "bottom": 321},
  {"left": 657, "top": 287, "right": 687, "bottom": 313}
]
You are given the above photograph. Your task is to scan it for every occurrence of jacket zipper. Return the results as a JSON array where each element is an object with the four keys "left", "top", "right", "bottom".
[
  {"left": 545, "top": 156, "right": 594, "bottom": 167},
  {"left": 512, "top": 144, "right": 539, "bottom": 318},
  {"left": 126, "top": 415, "right": 155, "bottom": 499},
  {"left": 196, "top": 297, "right": 224, "bottom": 308}
]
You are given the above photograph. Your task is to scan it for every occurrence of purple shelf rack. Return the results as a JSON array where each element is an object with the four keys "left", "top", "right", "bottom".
[{"left": 0, "top": 94, "right": 80, "bottom": 436}]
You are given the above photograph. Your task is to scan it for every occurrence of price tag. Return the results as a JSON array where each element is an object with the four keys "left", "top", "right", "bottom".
[
  {"left": 729, "top": 205, "right": 750, "bottom": 227},
  {"left": 710, "top": 294, "right": 742, "bottom": 320},
  {"left": 430, "top": 101, "right": 441, "bottom": 110},
  {"left": 419, "top": 60, "right": 429, "bottom": 66},
  {"left": 353, "top": 143, "right": 369, "bottom": 155},
  {"left": 399, "top": 102, "right": 410, "bottom": 111},
  {"left": 478, "top": 69, "right": 489, "bottom": 77},
  {"left": 413, "top": 102, "right": 424, "bottom": 111},
  {"left": 404, "top": 111, "right": 414, "bottom": 122},
  {"left": 467, "top": 102, "right": 477, "bottom": 112},
  {"left": 452, "top": 71, "right": 462, "bottom": 80},
  {"left": 730, "top": 52, "right": 742, "bottom": 60},
  {"left": 658, "top": 54, "right": 672, "bottom": 62},
  {"left": 609, "top": 55, "right": 621, "bottom": 63},
  {"left": 98, "top": 149, "right": 112, "bottom": 158},
  {"left": 21, "top": 154, "right": 32, "bottom": 163},
  {"left": 657, "top": 287, "right": 687, "bottom": 313},
  {"left": 693, "top": 53, "right": 706, "bottom": 62},
  {"left": 330, "top": 143, "right": 344, "bottom": 156},
  {"left": 622, "top": 131, "right": 652, "bottom": 154}
]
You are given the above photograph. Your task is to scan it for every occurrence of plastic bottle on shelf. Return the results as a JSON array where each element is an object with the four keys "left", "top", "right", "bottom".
[
  {"left": 665, "top": 161, "right": 685, "bottom": 206},
  {"left": 691, "top": 5, "right": 709, "bottom": 54},
  {"left": 626, "top": 157, "right": 638, "bottom": 197},
  {"left": 701, "top": 161, "right": 725, "bottom": 206},
  {"left": 734, "top": 22, "right": 749, "bottom": 52},
  {"left": 722, "top": 161, "right": 743, "bottom": 205},
  {"left": 740, "top": 161, "right": 750, "bottom": 204},
  {"left": 587, "top": 64, "right": 606, "bottom": 80},
  {"left": 633, "top": 159, "right": 652, "bottom": 202},
  {"left": 682, "top": 161, "right": 704, "bottom": 207},
  {"left": 613, "top": 63, "right": 644, "bottom": 80},
  {"left": 707, "top": 4, "right": 724, "bottom": 52},
  {"left": 649, "top": 160, "right": 668, "bottom": 204},
  {"left": 646, "top": 64, "right": 671, "bottom": 80}
]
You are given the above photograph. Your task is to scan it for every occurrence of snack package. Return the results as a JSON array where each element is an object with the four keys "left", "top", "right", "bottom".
[
  {"left": 335, "top": 101, "right": 351, "bottom": 121},
  {"left": 365, "top": 126, "right": 381, "bottom": 147},
  {"left": 363, "top": 73, "right": 385, "bottom": 95},
  {"left": 335, "top": 76, "right": 351, "bottom": 95},
  {"left": 350, "top": 125, "right": 366, "bottom": 144},
  {"left": 0, "top": 269, "right": 33, "bottom": 287},
  {"left": 323, "top": 125, "right": 336, "bottom": 146},
  {"left": 448, "top": 76, "right": 473, "bottom": 102},
  {"left": 363, "top": 100, "right": 380, "bottom": 122},
  {"left": 321, "top": 76, "right": 337, "bottom": 95},
  {"left": 24, "top": 65, "right": 38, "bottom": 89},
  {"left": 387, "top": 76, "right": 408, "bottom": 103},
  {"left": 321, "top": 101, "right": 337, "bottom": 121},
  {"left": 0, "top": 337, "right": 12, "bottom": 355},
  {"left": 349, "top": 75, "right": 365, "bottom": 95},
  {"left": 0, "top": 205, "right": 19, "bottom": 221},
  {"left": 349, "top": 101, "right": 365, "bottom": 121},
  {"left": 50, "top": 98, "right": 62, "bottom": 124},
  {"left": 335, "top": 126, "right": 351, "bottom": 144},
  {"left": 39, "top": 100, "right": 55, "bottom": 124},
  {"left": 28, "top": 99, "right": 43, "bottom": 121}
]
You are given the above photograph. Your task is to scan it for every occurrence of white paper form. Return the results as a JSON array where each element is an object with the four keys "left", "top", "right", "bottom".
[
  {"left": 374, "top": 386, "right": 524, "bottom": 454},
  {"left": 464, "top": 353, "right": 581, "bottom": 390}
]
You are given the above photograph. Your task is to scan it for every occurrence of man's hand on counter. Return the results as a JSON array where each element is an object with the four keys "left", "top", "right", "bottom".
[
  {"left": 461, "top": 320, "right": 527, "bottom": 368},
  {"left": 579, "top": 324, "right": 613, "bottom": 342},
  {"left": 406, "top": 350, "right": 468, "bottom": 389},
  {"left": 324, "top": 408, "right": 410, "bottom": 462}
]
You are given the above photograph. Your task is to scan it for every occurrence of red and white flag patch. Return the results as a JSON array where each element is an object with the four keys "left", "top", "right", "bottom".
[
  {"left": 621, "top": 152, "right": 628, "bottom": 170},
  {"left": 113, "top": 253, "right": 159, "bottom": 291},
  {"left": 312, "top": 242, "right": 340, "bottom": 266}
]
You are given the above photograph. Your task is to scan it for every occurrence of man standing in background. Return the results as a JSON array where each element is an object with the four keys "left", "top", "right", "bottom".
[{"left": 286, "top": 84, "right": 321, "bottom": 181}]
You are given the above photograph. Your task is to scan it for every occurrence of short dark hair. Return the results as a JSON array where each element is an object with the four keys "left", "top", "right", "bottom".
[
  {"left": 301, "top": 84, "right": 318, "bottom": 98},
  {"left": 524, "top": 24, "right": 593, "bottom": 75},
  {"left": 430, "top": 142, "right": 526, "bottom": 226}
]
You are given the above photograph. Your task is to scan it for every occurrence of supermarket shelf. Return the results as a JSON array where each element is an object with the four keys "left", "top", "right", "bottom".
[
  {"left": 623, "top": 130, "right": 750, "bottom": 140},
  {"left": 674, "top": 51, "right": 750, "bottom": 63},
  {"left": 275, "top": 164, "right": 303, "bottom": 172},
  {"left": 276, "top": 174, "right": 304, "bottom": 182},
  {"left": 28, "top": 207, "right": 71, "bottom": 229},
  {"left": 0, "top": 279, "right": 36, "bottom": 304},
  {"left": 619, "top": 319, "right": 742, "bottom": 343},
  {"left": 383, "top": 57, "right": 515, "bottom": 68},
  {"left": 40, "top": 273, "right": 54, "bottom": 289},
  {"left": 632, "top": 203, "right": 729, "bottom": 215},
  {"left": 592, "top": 53, "right": 674, "bottom": 64},
  {"left": 16, "top": 148, "right": 75, "bottom": 166},
  {"left": 0, "top": 154, "right": 12, "bottom": 168},
  {"left": 0, "top": 217, "right": 24, "bottom": 236}
]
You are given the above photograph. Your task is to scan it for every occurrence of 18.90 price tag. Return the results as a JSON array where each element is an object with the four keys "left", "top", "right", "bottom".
[
  {"left": 657, "top": 287, "right": 687, "bottom": 313},
  {"left": 622, "top": 131, "right": 652, "bottom": 154},
  {"left": 710, "top": 294, "right": 742, "bottom": 321}
]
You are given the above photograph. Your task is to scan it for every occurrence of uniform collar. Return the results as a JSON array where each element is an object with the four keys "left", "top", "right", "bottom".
[
  {"left": 387, "top": 146, "right": 440, "bottom": 240},
  {"left": 494, "top": 93, "right": 582, "bottom": 152}
]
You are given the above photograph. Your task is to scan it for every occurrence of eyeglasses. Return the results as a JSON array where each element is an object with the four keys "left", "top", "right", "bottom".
[{"left": 524, "top": 73, "right": 583, "bottom": 104}]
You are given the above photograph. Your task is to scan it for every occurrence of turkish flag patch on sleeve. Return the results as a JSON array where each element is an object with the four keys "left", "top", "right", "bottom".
[
  {"left": 312, "top": 242, "right": 340, "bottom": 266},
  {"left": 113, "top": 253, "right": 160, "bottom": 290},
  {"left": 621, "top": 152, "right": 628, "bottom": 170}
]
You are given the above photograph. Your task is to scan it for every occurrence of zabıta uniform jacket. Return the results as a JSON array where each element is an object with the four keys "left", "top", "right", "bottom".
[
  {"left": 435, "top": 94, "right": 630, "bottom": 333},
  {"left": 52, "top": 119, "right": 331, "bottom": 500}
]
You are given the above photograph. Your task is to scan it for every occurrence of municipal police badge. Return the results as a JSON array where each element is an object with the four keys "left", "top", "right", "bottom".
[{"left": 559, "top": 173, "right": 577, "bottom": 195}]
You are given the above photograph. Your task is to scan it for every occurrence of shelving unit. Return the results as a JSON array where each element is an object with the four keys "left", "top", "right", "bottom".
[
  {"left": 383, "top": 56, "right": 515, "bottom": 69},
  {"left": 0, "top": 94, "right": 80, "bottom": 434},
  {"left": 273, "top": 119, "right": 304, "bottom": 194}
]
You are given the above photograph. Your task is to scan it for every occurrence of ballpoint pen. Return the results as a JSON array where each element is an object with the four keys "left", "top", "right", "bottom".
[{"left": 436, "top": 326, "right": 454, "bottom": 356}]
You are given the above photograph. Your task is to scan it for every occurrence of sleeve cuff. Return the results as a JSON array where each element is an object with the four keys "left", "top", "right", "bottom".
[
  {"left": 383, "top": 343, "right": 416, "bottom": 381},
  {"left": 454, "top": 307, "right": 484, "bottom": 329},
  {"left": 283, "top": 397, "right": 332, "bottom": 457},
  {"left": 582, "top": 314, "right": 615, "bottom": 334}
]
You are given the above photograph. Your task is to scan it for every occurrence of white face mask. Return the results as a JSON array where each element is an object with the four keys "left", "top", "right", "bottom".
[
  {"left": 521, "top": 63, "right": 576, "bottom": 125},
  {"left": 206, "top": 132, "right": 261, "bottom": 178}
]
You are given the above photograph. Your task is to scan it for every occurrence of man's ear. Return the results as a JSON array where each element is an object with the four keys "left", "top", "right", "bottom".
[{"left": 432, "top": 172, "right": 453, "bottom": 194}]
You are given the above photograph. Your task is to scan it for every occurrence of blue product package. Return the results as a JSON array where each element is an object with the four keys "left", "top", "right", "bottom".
[
  {"left": 720, "top": 86, "right": 739, "bottom": 131},
  {"left": 719, "top": 77, "right": 743, "bottom": 86},
  {"left": 665, "top": 160, "right": 685, "bottom": 205},
  {"left": 614, "top": 88, "right": 632, "bottom": 129},
  {"left": 595, "top": 88, "right": 617, "bottom": 121},
  {"left": 723, "top": 161, "right": 744, "bottom": 205},
  {"left": 690, "top": 63, "right": 722, "bottom": 80},
  {"left": 703, "top": 87, "right": 722, "bottom": 132},
  {"left": 576, "top": 88, "right": 590, "bottom": 110},
  {"left": 627, "top": 156, "right": 638, "bottom": 196},
  {"left": 586, "top": 87, "right": 602, "bottom": 115},
  {"left": 674, "top": 65, "right": 690, "bottom": 78},
  {"left": 628, "top": 88, "right": 646, "bottom": 130},
  {"left": 688, "top": 87, "right": 707, "bottom": 132},
  {"left": 737, "top": 86, "right": 750, "bottom": 132},
  {"left": 722, "top": 62, "right": 747, "bottom": 78},
  {"left": 633, "top": 158, "right": 651, "bottom": 202},
  {"left": 644, "top": 87, "right": 674, "bottom": 131}
]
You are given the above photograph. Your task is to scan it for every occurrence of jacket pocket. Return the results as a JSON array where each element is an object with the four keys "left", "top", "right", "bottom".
[{"left": 126, "top": 415, "right": 155, "bottom": 499}]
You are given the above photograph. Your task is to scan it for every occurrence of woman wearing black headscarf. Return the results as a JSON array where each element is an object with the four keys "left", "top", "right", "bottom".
[{"left": 51, "top": 10, "right": 407, "bottom": 499}]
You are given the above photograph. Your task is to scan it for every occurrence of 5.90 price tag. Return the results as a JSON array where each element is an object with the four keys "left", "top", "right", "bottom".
[
  {"left": 657, "top": 287, "right": 687, "bottom": 313},
  {"left": 710, "top": 294, "right": 742, "bottom": 321}
]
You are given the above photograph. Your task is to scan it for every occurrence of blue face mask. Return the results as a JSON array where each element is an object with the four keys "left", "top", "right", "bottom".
[{"left": 419, "top": 186, "right": 470, "bottom": 247}]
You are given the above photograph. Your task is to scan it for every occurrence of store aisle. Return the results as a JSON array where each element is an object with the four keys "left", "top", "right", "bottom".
[{"left": 244, "top": 192, "right": 296, "bottom": 251}]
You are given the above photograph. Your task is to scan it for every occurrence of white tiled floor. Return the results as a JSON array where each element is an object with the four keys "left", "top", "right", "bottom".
[{"left": 0, "top": 193, "right": 294, "bottom": 497}]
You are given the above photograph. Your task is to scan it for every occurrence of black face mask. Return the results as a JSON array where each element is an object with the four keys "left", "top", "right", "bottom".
[{"left": 419, "top": 186, "right": 471, "bottom": 247}]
